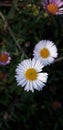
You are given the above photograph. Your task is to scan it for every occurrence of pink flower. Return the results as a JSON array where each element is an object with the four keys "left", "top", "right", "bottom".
[
  {"left": 0, "top": 51, "right": 11, "bottom": 66},
  {"left": 42, "top": 0, "right": 63, "bottom": 15}
]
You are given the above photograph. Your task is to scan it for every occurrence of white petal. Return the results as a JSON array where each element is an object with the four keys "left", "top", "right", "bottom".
[
  {"left": 24, "top": 81, "right": 30, "bottom": 91},
  {"left": 34, "top": 60, "right": 44, "bottom": 72},
  {"left": 32, "top": 58, "right": 36, "bottom": 67},
  {"left": 29, "top": 82, "right": 34, "bottom": 92},
  {"left": 34, "top": 79, "right": 45, "bottom": 90},
  {"left": 47, "top": 57, "right": 54, "bottom": 64},
  {"left": 38, "top": 73, "right": 48, "bottom": 83},
  {"left": 21, "top": 59, "right": 31, "bottom": 68},
  {"left": 32, "top": 81, "right": 38, "bottom": 90},
  {"left": 17, "top": 78, "right": 26, "bottom": 86}
]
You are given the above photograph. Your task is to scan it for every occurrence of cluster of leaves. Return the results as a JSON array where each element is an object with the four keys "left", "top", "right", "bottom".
[{"left": 0, "top": 0, "right": 63, "bottom": 130}]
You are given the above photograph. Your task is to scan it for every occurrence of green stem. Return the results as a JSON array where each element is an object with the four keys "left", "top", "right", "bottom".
[
  {"left": 0, "top": 12, "right": 28, "bottom": 58},
  {"left": 54, "top": 57, "right": 63, "bottom": 64}
]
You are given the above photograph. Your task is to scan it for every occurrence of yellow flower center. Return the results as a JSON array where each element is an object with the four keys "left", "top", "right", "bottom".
[
  {"left": 25, "top": 68, "right": 37, "bottom": 81},
  {"left": 47, "top": 3, "right": 58, "bottom": 14},
  {"left": 0, "top": 53, "right": 8, "bottom": 63},
  {"left": 40, "top": 48, "right": 50, "bottom": 58}
]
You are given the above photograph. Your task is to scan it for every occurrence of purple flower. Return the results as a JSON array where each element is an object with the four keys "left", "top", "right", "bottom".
[
  {"left": 42, "top": 0, "right": 63, "bottom": 15},
  {"left": 0, "top": 51, "right": 11, "bottom": 66}
]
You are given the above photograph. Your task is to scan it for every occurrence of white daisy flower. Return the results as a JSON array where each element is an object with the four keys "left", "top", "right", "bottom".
[
  {"left": 15, "top": 58, "right": 48, "bottom": 92},
  {"left": 33, "top": 40, "right": 58, "bottom": 66}
]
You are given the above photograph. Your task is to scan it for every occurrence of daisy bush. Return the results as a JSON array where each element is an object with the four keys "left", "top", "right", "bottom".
[{"left": 0, "top": 0, "right": 63, "bottom": 129}]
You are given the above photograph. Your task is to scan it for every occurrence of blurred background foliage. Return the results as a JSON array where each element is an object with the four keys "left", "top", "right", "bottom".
[{"left": 0, "top": 0, "right": 63, "bottom": 130}]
